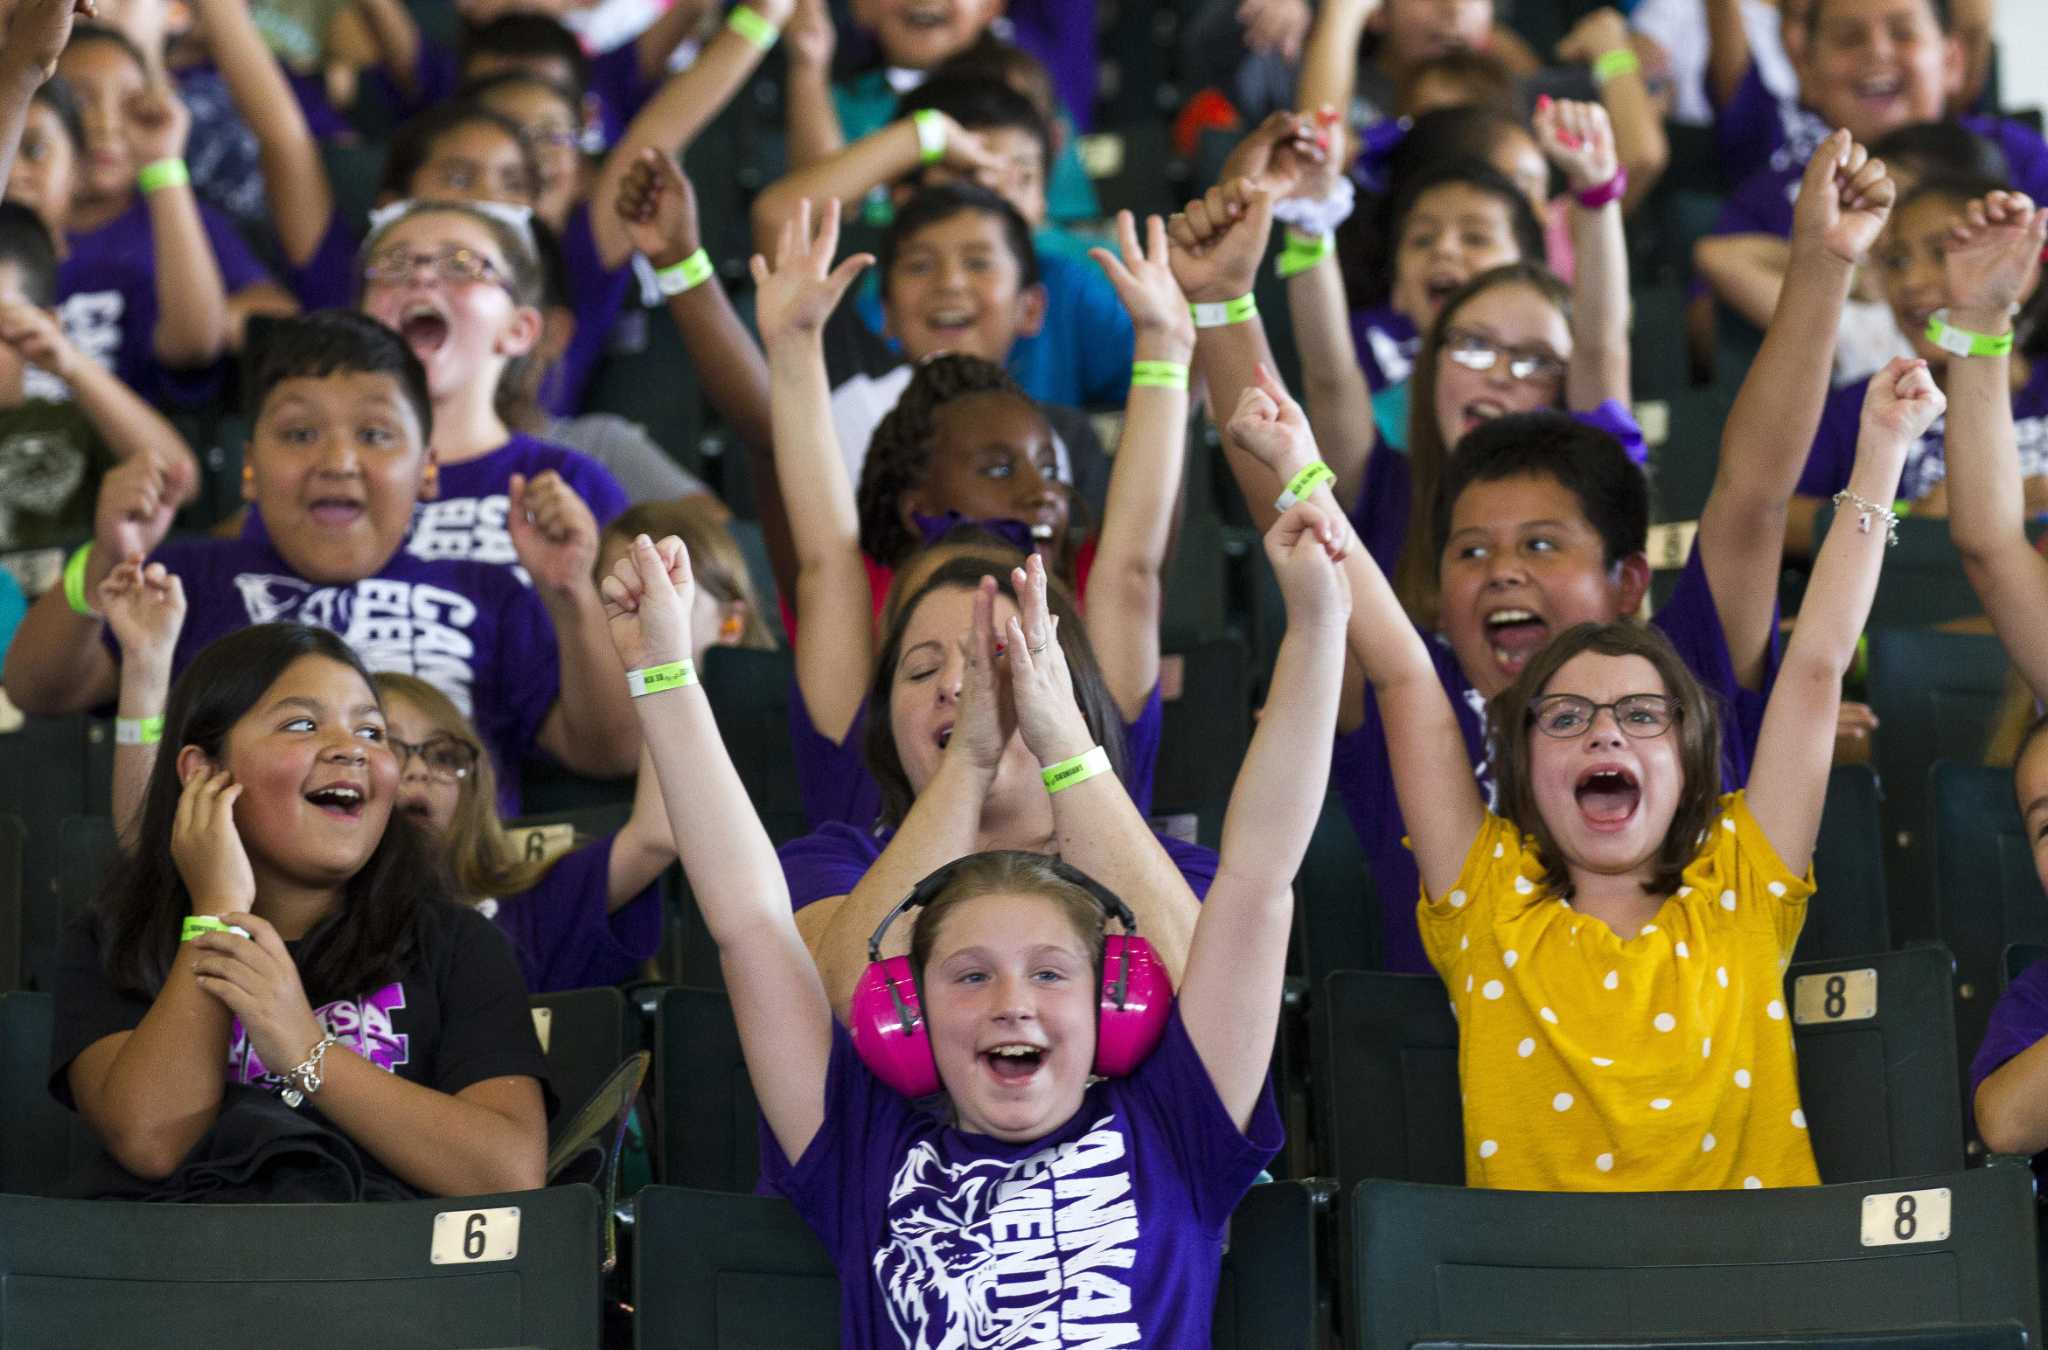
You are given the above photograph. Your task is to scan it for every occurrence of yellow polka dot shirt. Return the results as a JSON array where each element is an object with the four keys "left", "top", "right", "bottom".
[{"left": 1418, "top": 791, "right": 1821, "bottom": 1192}]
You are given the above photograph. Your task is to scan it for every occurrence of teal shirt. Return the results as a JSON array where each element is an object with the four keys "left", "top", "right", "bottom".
[{"left": 1371, "top": 378, "right": 1411, "bottom": 454}]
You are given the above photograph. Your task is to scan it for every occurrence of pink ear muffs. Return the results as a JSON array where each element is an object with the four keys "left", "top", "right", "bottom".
[{"left": 847, "top": 857, "right": 1173, "bottom": 1099}]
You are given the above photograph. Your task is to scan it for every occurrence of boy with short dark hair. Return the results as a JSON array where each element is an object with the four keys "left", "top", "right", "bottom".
[{"left": 2, "top": 310, "right": 641, "bottom": 804}]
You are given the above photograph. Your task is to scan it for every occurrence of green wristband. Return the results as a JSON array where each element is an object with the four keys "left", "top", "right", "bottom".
[
  {"left": 1130, "top": 360, "right": 1189, "bottom": 390},
  {"left": 725, "top": 4, "right": 778, "bottom": 50},
  {"left": 654, "top": 248, "right": 715, "bottom": 296},
  {"left": 911, "top": 108, "right": 947, "bottom": 165},
  {"left": 1041, "top": 745, "right": 1111, "bottom": 794},
  {"left": 1275, "top": 460, "right": 1336, "bottom": 511},
  {"left": 1593, "top": 48, "right": 1641, "bottom": 84},
  {"left": 181, "top": 916, "right": 251, "bottom": 942},
  {"left": 1275, "top": 229, "right": 1333, "bottom": 280},
  {"left": 1925, "top": 309, "right": 2014, "bottom": 358},
  {"left": 626, "top": 659, "right": 698, "bottom": 697},
  {"left": 63, "top": 542, "right": 96, "bottom": 618},
  {"left": 138, "top": 158, "right": 190, "bottom": 193},
  {"left": 116, "top": 715, "right": 164, "bottom": 746},
  {"left": 1190, "top": 293, "right": 1258, "bottom": 328}
]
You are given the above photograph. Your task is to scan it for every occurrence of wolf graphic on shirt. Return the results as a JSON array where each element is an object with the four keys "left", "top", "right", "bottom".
[{"left": 875, "top": 1116, "right": 1143, "bottom": 1350}]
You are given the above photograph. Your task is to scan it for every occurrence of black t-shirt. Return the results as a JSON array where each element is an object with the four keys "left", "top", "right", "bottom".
[
  {"left": 50, "top": 901, "right": 550, "bottom": 1122},
  {"left": 0, "top": 400, "right": 114, "bottom": 551}
]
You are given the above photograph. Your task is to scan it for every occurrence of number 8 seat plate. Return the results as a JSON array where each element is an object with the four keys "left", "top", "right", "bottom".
[{"left": 1859, "top": 1188, "right": 1950, "bottom": 1247}]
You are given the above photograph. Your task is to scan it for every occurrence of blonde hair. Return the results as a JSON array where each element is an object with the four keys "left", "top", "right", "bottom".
[
  {"left": 600, "top": 496, "right": 778, "bottom": 650},
  {"left": 371, "top": 672, "right": 560, "bottom": 900}
]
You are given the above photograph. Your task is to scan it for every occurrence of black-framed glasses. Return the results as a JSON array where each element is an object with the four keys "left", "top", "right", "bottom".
[
  {"left": 362, "top": 246, "right": 509, "bottom": 289},
  {"left": 390, "top": 734, "right": 480, "bottom": 781},
  {"left": 1529, "top": 693, "right": 1681, "bottom": 739},
  {"left": 1443, "top": 328, "right": 1569, "bottom": 384}
]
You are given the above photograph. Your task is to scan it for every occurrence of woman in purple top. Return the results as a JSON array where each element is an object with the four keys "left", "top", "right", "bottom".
[
  {"left": 52, "top": 27, "right": 297, "bottom": 404},
  {"left": 600, "top": 491, "right": 1347, "bottom": 1347},
  {"left": 374, "top": 674, "right": 668, "bottom": 993}
]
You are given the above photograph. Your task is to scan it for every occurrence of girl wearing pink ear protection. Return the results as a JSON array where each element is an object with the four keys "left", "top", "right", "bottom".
[{"left": 603, "top": 486, "right": 1352, "bottom": 1347}]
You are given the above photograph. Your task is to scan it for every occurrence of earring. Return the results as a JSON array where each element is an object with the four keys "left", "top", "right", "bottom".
[
  {"left": 719, "top": 614, "right": 744, "bottom": 642},
  {"left": 240, "top": 463, "right": 254, "bottom": 486},
  {"left": 422, "top": 461, "right": 439, "bottom": 500}
]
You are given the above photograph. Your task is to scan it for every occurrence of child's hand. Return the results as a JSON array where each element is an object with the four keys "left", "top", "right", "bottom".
[
  {"left": 1166, "top": 178, "right": 1275, "bottom": 304},
  {"left": 783, "top": 0, "right": 834, "bottom": 70},
  {"left": 0, "top": 300, "right": 76, "bottom": 379},
  {"left": 1860, "top": 355, "right": 1946, "bottom": 444},
  {"left": 1944, "top": 189, "right": 2048, "bottom": 325},
  {"left": 598, "top": 532, "right": 693, "bottom": 672},
  {"left": 1089, "top": 210, "right": 1195, "bottom": 358},
  {"left": 1792, "top": 128, "right": 1894, "bottom": 265},
  {"left": 171, "top": 767, "right": 255, "bottom": 916},
  {"left": 123, "top": 83, "right": 191, "bottom": 165},
  {"left": 97, "top": 557, "right": 185, "bottom": 672},
  {"left": 507, "top": 470, "right": 599, "bottom": 604},
  {"left": 615, "top": 147, "right": 701, "bottom": 270},
  {"left": 1001, "top": 554, "right": 1093, "bottom": 769},
  {"left": 94, "top": 447, "right": 187, "bottom": 566},
  {"left": 1227, "top": 362, "right": 1320, "bottom": 479},
  {"left": 916, "top": 113, "right": 1007, "bottom": 192},
  {"left": 1265, "top": 500, "right": 1352, "bottom": 628},
  {"left": 186, "top": 913, "right": 326, "bottom": 1086},
  {"left": 947, "top": 575, "right": 1016, "bottom": 779},
  {"left": 1215, "top": 110, "right": 1329, "bottom": 203},
  {"left": 1534, "top": 96, "right": 1617, "bottom": 194},
  {"left": 1, "top": 0, "right": 97, "bottom": 82},
  {"left": 1553, "top": 7, "right": 1631, "bottom": 68},
  {"left": 749, "top": 197, "right": 874, "bottom": 350}
]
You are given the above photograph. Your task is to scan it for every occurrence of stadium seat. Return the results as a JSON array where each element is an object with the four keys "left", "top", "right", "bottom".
[
  {"left": 1353, "top": 1166, "right": 2042, "bottom": 1349},
  {"left": 503, "top": 803, "right": 632, "bottom": 865},
  {"left": 21, "top": 814, "right": 118, "bottom": 995},
  {"left": 2003, "top": 941, "right": 2047, "bottom": 991},
  {"left": 1930, "top": 760, "right": 2048, "bottom": 1147},
  {"left": 1152, "top": 636, "right": 1252, "bottom": 841},
  {"left": 0, "top": 992, "right": 97, "bottom": 1197},
  {"left": 529, "top": 986, "right": 634, "bottom": 1154},
  {"left": 1, "top": 718, "right": 113, "bottom": 954},
  {"left": 700, "top": 645, "right": 807, "bottom": 841},
  {"left": 1292, "top": 793, "right": 1381, "bottom": 991},
  {"left": 1314, "top": 970, "right": 1463, "bottom": 1189},
  {"left": 650, "top": 984, "right": 759, "bottom": 1193},
  {"left": 1213, "top": 1179, "right": 1328, "bottom": 1350},
  {"left": 0, "top": 817, "right": 20, "bottom": 996},
  {"left": 1803, "top": 763, "right": 1890, "bottom": 963},
  {"left": 0, "top": 1184, "right": 603, "bottom": 1349}
]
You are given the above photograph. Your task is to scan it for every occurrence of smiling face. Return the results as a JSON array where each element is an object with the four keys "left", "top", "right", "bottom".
[
  {"left": 887, "top": 583, "right": 1050, "bottom": 816},
  {"left": 8, "top": 100, "right": 78, "bottom": 238},
  {"left": 1871, "top": 190, "right": 2035, "bottom": 367},
  {"left": 884, "top": 209, "right": 1045, "bottom": 365},
  {"left": 383, "top": 692, "right": 468, "bottom": 836},
  {"left": 1391, "top": 183, "right": 1525, "bottom": 330},
  {"left": 472, "top": 79, "right": 582, "bottom": 230},
  {"left": 1377, "top": 0, "right": 1493, "bottom": 66},
  {"left": 359, "top": 209, "right": 539, "bottom": 407},
  {"left": 406, "top": 119, "right": 537, "bottom": 208},
  {"left": 188, "top": 655, "right": 400, "bottom": 895},
  {"left": 1431, "top": 281, "right": 1572, "bottom": 445},
  {"left": 1803, "top": 0, "right": 1958, "bottom": 144},
  {"left": 56, "top": 38, "right": 147, "bottom": 209},
  {"left": 1439, "top": 472, "right": 1646, "bottom": 694},
  {"left": 247, "top": 370, "right": 429, "bottom": 584},
  {"left": 1524, "top": 651, "right": 1685, "bottom": 885},
  {"left": 855, "top": 0, "right": 1000, "bottom": 70},
  {"left": 900, "top": 390, "right": 1069, "bottom": 556},
  {"left": 921, "top": 890, "right": 1098, "bottom": 1141}
]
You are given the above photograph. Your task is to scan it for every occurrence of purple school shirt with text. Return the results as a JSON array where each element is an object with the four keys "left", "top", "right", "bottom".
[
  {"left": 58, "top": 196, "right": 272, "bottom": 402},
  {"left": 1351, "top": 306, "right": 1418, "bottom": 394},
  {"left": 760, "top": 1011, "right": 1280, "bottom": 1349},
  {"left": 484, "top": 832, "right": 662, "bottom": 993},
  {"left": 1797, "top": 358, "right": 2048, "bottom": 503},
  {"left": 110, "top": 531, "right": 560, "bottom": 811},
  {"left": 411, "top": 433, "right": 630, "bottom": 568},
  {"left": 1713, "top": 62, "right": 1830, "bottom": 187},
  {"left": 1330, "top": 542, "right": 1778, "bottom": 973}
]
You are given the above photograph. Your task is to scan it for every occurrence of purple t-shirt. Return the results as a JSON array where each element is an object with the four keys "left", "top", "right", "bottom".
[
  {"left": 1003, "top": 0, "right": 1097, "bottom": 135},
  {"left": 1712, "top": 61, "right": 1831, "bottom": 188},
  {"left": 1797, "top": 358, "right": 2048, "bottom": 503},
  {"left": 1351, "top": 305, "right": 1418, "bottom": 395},
  {"left": 107, "top": 531, "right": 560, "bottom": 812},
  {"left": 287, "top": 210, "right": 361, "bottom": 312},
  {"left": 1710, "top": 116, "right": 2048, "bottom": 241},
  {"left": 57, "top": 195, "right": 273, "bottom": 403},
  {"left": 540, "top": 202, "right": 637, "bottom": 418},
  {"left": 777, "top": 820, "right": 1219, "bottom": 910},
  {"left": 759, "top": 1009, "right": 1281, "bottom": 1349},
  {"left": 409, "top": 433, "right": 630, "bottom": 570},
  {"left": 484, "top": 832, "right": 662, "bottom": 993},
  {"left": 790, "top": 683, "right": 1166, "bottom": 831},
  {"left": 1971, "top": 958, "right": 2048, "bottom": 1176},
  {"left": 1330, "top": 541, "right": 1779, "bottom": 973}
]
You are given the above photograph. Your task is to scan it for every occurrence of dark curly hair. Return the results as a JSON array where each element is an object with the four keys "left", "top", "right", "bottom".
[{"left": 856, "top": 354, "right": 1068, "bottom": 571}]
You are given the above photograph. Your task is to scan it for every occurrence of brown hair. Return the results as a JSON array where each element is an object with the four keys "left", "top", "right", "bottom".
[
  {"left": 600, "top": 496, "right": 778, "bottom": 650},
  {"left": 1394, "top": 262, "right": 1574, "bottom": 627},
  {"left": 907, "top": 850, "right": 1106, "bottom": 987},
  {"left": 1486, "top": 622, "right": 1725, "bottom": 900},
  {"left": 1986, "top": 670, "right": 2041, "bottom": 768},
  {"left": 371, "top": 672, "right": 558, "bottom": 901}
]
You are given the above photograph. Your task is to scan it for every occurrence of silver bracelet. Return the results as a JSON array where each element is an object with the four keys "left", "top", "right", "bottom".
[
  {"left": 1830, "top": 489, "right": 1900, "bottom": 547},
  {"left": 278, "top": 1033, "right": 338, "bottom": 1109}
]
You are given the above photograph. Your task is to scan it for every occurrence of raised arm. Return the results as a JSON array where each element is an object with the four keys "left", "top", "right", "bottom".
[
  {"left": 0, "top": 300, "right": 197, "bottom": 480},
  {"left": 1534, "top": 98, "right": 1631, "bottom": 412},
  {"left": 590, "top": 0, "right": 794, "bottom": 270},
  {"left": 1556, "top": 9, "right": 1668, "bottom": 212},
  {"left": 605, "top": 744, "right": 679, "bottom": 910},
  {"left": 748, "top": 108, "right": 1002, "bottom": 256},
  {"left": 1181, "top": 503, "right": 1348, "bottom": 1129},
  {"left": 781, "top": 0, "right": 842, "bottom": 168},
  {"left": 601, "top": 533, "right": 832, "bottom": 1160},
  {"left": 1702, "top": 0, "right": 1752, "bottom": 110},
  {"left": 1746, "top": 357, "right": 1937, "bottom": 873},
  {"left": 1082, "top": 210, "right": 1194, "bottom": 719},
  {"left": 750, "top": 197, "right": 877, "bottom": 743},
  {"left": 1693, "top": 233, "right": 1792, "bottom": 331},
  {"left": 1942, "top": 191, "right": 2048, "bottom": 699},
  {"left": 96, "top": 557, "right": 183, "bottom": 838},
  {"left": 126, "top": 85, "right": 230, "bottom": 368},
  {"left": 1698, "top": 131, "right": 1890, "bottom": 691},
  {"left": 1296, "top": 0, "right": 1376, "bottom": 155},
  {"left": 192, "top": 0, "right": 331, "bottom": 267},
  {"left": 0, "top": 0, "right": 87, "bottom": 188}
]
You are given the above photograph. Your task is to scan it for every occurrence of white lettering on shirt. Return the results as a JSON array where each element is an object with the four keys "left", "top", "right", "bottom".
[{"left": 230, "top": 571, "right": 480, "bottom": 716}]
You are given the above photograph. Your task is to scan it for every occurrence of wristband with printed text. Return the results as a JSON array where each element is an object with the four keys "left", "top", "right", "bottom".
[
  {"left": 63, "top": 542, "right": 96, "bottom": 618},
  {"left": 1190, "top": 294, "right": 1258, "bottom": 328},
  {"left": 1276, "top": 230, "right": 1333, "bottom": 280},
  {"left": 1926, "top": 309, "right": 2014, "bottom": 358},
  {"left": 138, "top": 159, "right": 190, "bottom": 193},
  {"left": 627, "top": 659, "right": 698, "bottom": 697},
  {"left": 1042, "top": 745, "right": 1111, "bottom": 794},
  {"left": 655, "top": 248, "right": 715, "bottom": 296},
  {"left": 1130, "top": 360, "right": 1189, "bottom": 390},
  {"left": 725, "top": 5, "right": 778, "bottom": 50},
  {"left": 911, "top": 109, "right": 948, "bottom": 165},
  {"left": 116, "top": 715, "right": 164, "bottom": 746},
  {"left": 1275, "top": 460, "right": 1336, "bottom": 511},
  {"left": 181, "top": 916, "right": 252, "bottom": 942},
  {"left": 1593, "top": 48, "right": 1641, "bottom": 84}
]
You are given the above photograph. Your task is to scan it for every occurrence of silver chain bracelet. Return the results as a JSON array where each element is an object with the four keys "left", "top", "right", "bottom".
[
  {"left": 278, "top": 1033, "right": 338, "bottom": 1109},
  {"left": 1830, "top": 489, "right": 1900, "bottom": 547}
]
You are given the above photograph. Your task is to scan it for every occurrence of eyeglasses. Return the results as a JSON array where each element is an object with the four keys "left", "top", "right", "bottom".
[
  {"left": 362, "top": 246, "right": 509, "bottom": 289},
  {"left": 1443, "top": 328, "right": 1569, "bottom": 385},
  {"left": 1528, "top": 693, "right": 1681, "bottom": 740},
  {"left": 389, "top": 733, "right": 480, "bottom": 781}
]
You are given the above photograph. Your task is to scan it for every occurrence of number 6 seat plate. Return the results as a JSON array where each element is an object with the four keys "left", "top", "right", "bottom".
[{"left": 431, "top": 1206, "right": 523, "bottom": 1264}]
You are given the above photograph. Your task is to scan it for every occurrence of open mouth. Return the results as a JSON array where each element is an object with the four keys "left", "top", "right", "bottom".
[
  {"left": 935, "top": 721, "right": 954, "bottom": 751},
  {"left": 1461, "top": 399, "right": 1509, "bottom": 432},
  {"left": 982, "top": 1043, "right": 1044, "bottom": 1082},
  {"left": 1424, "top": 274, "right": 1465, "bottom": 310},
  {"left": 1483, "top": 607, "right": 1549, "bottom": 674},
  {"left": 1574, "top": 765, "right": 1641, "bottom": 827},
  {"left": 399, "top": 303, "right": 451, "bottom": 355},
  {"left": 304, "top": 782, "right": 367, "bottom": 819},
  {"left": 922, "top": 307, "right": 979, "bottom": 337},
  {"left": 1853, "top": 73, "right": 1904, "bottom": 102},
  {"left": 900, "top": 2, "right": 952, "bottom": 30},
  {"left": 307, "top": 496, "right": 366, "bottom": 527}
]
